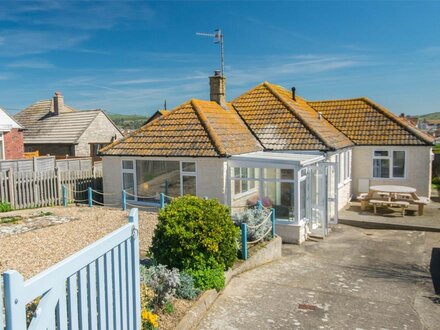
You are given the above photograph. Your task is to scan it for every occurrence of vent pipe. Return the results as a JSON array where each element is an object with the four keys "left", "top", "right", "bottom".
[{"left": 291, "top": 87, "right": 296, "bottom": 101}]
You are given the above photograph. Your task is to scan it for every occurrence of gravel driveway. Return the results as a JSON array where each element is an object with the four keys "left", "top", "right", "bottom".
[{"left": 0, "top": 205, "right": 157, "bottom": 279}]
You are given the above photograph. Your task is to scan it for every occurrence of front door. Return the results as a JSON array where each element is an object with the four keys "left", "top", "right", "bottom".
[
  {"left": 307, "top": 162, "right": 338, "bottom": 237},
  {"left": 308, "top": 165, "right": 327, "bottom": 237}
]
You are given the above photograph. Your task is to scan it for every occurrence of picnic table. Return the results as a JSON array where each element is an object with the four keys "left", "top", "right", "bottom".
[{"left": 358, "top": 185, "right": 429, "bottom": 216}]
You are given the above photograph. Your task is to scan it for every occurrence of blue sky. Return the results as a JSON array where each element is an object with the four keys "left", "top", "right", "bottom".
[{"left": 0, "top": 1, "right": 439, "bottom": 117}]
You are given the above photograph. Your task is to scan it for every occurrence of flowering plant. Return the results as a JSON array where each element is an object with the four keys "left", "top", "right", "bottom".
[{"left": 141, "top": 309, "right": 159, "bottom": 330}]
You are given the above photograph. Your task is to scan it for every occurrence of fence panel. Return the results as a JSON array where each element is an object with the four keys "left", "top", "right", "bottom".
[
  {"left": 0, "top": 167, "right": 102, "bottom": 210},
  {"left": 2, "top": 209, "right": 141, "bottom": 330}
]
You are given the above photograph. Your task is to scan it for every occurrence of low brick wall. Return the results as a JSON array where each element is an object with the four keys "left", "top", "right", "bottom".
[{"left": 176, "top": 236, "right": 282, "bottom": 330}]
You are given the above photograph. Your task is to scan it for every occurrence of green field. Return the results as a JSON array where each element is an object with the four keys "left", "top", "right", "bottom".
[
  {"left": 107, "top": 113, "right": 147, "bottom": 130},
  {"left": 417, "top": 112, "right": 440, "bottom": 120}
]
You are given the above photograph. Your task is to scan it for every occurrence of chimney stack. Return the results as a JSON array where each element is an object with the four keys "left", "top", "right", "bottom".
[
  {"left": 209, "top": 70, "right": 227, "bottom": 109},
  {"left": 53, "top": 91, "right": 64, "bottom": 115},
  {"left": 291, "top": 87, "right": 296, "bottom": 101}
]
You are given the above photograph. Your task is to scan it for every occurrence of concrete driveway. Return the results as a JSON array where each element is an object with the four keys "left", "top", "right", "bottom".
[{"left": 197, "top": 225, "right": 440, "bottom": 329}]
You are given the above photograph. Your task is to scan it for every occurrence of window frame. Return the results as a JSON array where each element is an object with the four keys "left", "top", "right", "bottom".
[
  {"left": 120, "top": 158, "right": 198, "bottom": 204},
  {"left": 0, "top": 132, "right": 4, "bottom": 160},
  {"left": 372, "top": 149, "right": 406, "bottom": 179}
]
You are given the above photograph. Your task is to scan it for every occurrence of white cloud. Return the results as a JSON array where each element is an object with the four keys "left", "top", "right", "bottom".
[
  {"left": 0, "top": 30, "right": 89, "bottom": 56},
  {"left": 7, "top": 59, "right": 55, "bottom": 69}
]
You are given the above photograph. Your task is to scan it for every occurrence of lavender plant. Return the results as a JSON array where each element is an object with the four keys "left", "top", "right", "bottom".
[{"left": 232, "top": 208, "right": 272, "bottom": 242}]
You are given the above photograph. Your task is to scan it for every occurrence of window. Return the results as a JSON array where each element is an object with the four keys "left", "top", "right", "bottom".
[
  {"left": 373, "top": 150, "right": 405, "bottom": 178},
  {"left": 136, "top": 160, "right": 180, "bottom": 201},
  {"left": 181, "top": 162, "right": 197, "bottom": 195},
  {"left": 0, "top": 133, "right": 4, "bottom": 160},
  {"left": 121, "top": 159, "right": 198, "bottom": 203},
  {"left": 232, "top": 167, "right": 257, "bottom": 195},
  {"left": 90, "top": 143, "right": 109, "bottom": 157},
  {"left": 121, "top": 160, "right": 135, "bottom": 200}
]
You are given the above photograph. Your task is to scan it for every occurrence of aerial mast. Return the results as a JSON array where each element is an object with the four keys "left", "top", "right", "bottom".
[{"left": 196, "top": 28, "right": 224, "bottom": 77}]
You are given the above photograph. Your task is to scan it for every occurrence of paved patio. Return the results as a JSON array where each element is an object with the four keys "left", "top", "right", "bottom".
[
  {"left": 197, "top": 225, "right": 440, "bottom": 329},
  {"left": 339, "top": 193, "right": 440, "bottom": 232}
]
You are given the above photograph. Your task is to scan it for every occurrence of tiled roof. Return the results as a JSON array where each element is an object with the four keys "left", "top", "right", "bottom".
[
  {"left": 14, "top": 100, "right": 105, "bottom": 144},
  {"left": 100, "top": 99, "right": 262, "bottom": 157},
  {"left": 231, "top": 82, "right": 353, "bottom": 151},
  {"left": 307, "top": 98, "right": 434, "bottom": 145}
]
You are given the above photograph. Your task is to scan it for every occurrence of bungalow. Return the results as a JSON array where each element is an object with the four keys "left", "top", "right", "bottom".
[
  {"left": 14, "top": 92, "right": 123, "bottom": 158},
  {"left": 100, "top": 72, "right": 434, "bottom": 243},
  {"left": 0, "top": 107, "right": 24, "bottom": 160}
]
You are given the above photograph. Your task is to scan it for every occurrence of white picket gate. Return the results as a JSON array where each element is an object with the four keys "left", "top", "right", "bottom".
[{"left": 1, "top": 208, "right": 141, "bottom": 330}]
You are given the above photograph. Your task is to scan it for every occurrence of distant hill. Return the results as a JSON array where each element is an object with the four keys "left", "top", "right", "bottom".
[
  {"left": 107, "top": 113, "right": 147, "bottom": 130},
  {"left": 417, "top": 112, "right": 440, "bottom": 120}
]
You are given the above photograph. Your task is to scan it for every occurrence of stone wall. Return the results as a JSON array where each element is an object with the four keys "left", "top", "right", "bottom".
[
  {"left": 3, "top": 128, "right": 24, "bottom": 159},
  {"left": 75, "top": 113, "right": 123, "bottom": 157}
]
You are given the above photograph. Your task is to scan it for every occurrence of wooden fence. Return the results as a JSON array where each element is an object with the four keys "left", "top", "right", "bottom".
[
  {"left": 1, "top": 208, "right": 141, "bottom": 329},
  {"left": 0, "top": 167, "right": 103, "bottom": 210}
]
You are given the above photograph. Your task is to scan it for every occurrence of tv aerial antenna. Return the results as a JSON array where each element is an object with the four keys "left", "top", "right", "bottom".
[{"left": 196, "top": 28, "right": 224, "bottom": 77}]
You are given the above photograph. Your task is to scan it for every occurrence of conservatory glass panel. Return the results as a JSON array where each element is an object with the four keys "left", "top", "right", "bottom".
[{"left": 261, "top": 181, "right": 295, "bottom": 220}]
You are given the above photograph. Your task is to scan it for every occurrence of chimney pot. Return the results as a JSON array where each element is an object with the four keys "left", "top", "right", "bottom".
[
  {"left": 291, "top": 87, "right": 296, "bottom": 101},
  {"left": 209, "top": 72, "right": 227, "bottom": 109},
  {"left": 53, "top": 91, "right": 64, "bottom": 115}
]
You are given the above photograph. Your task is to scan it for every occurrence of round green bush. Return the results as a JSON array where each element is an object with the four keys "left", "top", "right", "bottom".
[{"left": 151, "top": 196, "right": 239, "bottom": 271}]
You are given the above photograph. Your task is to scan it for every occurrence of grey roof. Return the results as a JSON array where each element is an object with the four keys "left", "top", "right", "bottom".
[{"left": 14, "top": 99, "right": 102, "bottom": 144}]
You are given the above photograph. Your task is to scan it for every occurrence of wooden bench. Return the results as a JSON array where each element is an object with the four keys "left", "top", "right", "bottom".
[
  {"left": 369, "top": 200, "right": 409, "bottom": 216},
  {"left": 357, "top": 193, "right": 370, "bottom": 210},
  {"left": 412, "top": 196, "right": 429, "bottom": 216}
]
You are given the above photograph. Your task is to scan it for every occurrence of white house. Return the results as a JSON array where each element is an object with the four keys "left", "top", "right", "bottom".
[{"left": 100, "top": 73, "right": 434, "bottom": 243}]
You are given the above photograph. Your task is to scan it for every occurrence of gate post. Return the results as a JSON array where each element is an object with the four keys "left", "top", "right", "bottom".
[
  {"left": 241, "top": 223, "right": 248, "bottom": 260},
  {"left": 3, "top": 270, "right": 26, "bottom": 329},
  {"left": 62, "top": 185, "right": 67, "bottom": 207},
  {"left": 88, "top": 187, "right": 93, "bottom": 207},
  {"left": 271, "top": 208, "right": 276, "bottom": 238},
  {"left": 122, "top": 190, "right": 127, "bottom": 211},
  {"left": 160, "top": 193, "right": 165, "bottom": 209},
  {"left": 129, "top": 208, "right": 141, "bottom": 328}
]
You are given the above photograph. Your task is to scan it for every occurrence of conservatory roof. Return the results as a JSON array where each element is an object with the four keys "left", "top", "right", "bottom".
[{"left": 228, "top": 151, "right": 325, "bottom": 167}]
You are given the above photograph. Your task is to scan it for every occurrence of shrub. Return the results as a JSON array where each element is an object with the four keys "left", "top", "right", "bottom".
[
  {"left": 0, "top": 202, "right": 12, "bottom": 213},
  {"left": 140, "top": 283, "right": 156, "bottom": 309},
  {"left": 232, "top": 208, "right": 272, "bottom": 242},
  {"left": 433, "top": 176, "right": 440, "bottom": 185},
  {"left": 151, "top": 196, "right": 239, "bottom": 271},
  {"left": 176, "top": 271, "right": 201, "bottom": 300},
  {"left": 187, "top": 266, "right": 225, "bottom": 291},
  {"left": 140, "top": 264, "right": 180, "bottom": 307}
]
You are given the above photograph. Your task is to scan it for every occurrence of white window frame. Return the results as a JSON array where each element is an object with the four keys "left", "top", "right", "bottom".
[
  {"left": 372, "top": 149, "right": 406, "bottom": 179},
  {"left": 120, "top": 158, "right": 198, "bottom": 205},
  {"left": 180, "top": 161, "right": 197, "bottom": 196},
  {"left": 230, "top": 167, "right": 259, "bottom": 200},
  {"left": 0, "top": 132, "right": 4, "bottom": 160}
]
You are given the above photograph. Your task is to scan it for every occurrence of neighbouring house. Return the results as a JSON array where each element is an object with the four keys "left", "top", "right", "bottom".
[
  {"left": 100, "top": 72, "right": 434, "bottom": 243},
  {"left": 145, "top": 109, "right": 170, "bottom": 125},
  {"left": 0, "top": 107, "right": 24, "bottom": 160},
  {"left": 14, "top": 92, "right": 123, "bottom": 158}
]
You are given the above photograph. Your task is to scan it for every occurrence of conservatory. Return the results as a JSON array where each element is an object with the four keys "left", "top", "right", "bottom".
[{"left": 227, "top": 151, "right": 337, "bottom": 242}]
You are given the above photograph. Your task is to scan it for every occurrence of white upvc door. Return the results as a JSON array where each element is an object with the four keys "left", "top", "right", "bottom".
[
  {"left": 308, "top": 165, "right": 327, "bottom": 238},
  {"left": 307, "top": 162, "right": 338, "bottom": 237}
]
